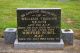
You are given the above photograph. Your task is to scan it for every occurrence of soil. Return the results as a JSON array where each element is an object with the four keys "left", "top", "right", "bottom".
[{"left": 0, "top": 38, "right": 80, "bottom": 53}]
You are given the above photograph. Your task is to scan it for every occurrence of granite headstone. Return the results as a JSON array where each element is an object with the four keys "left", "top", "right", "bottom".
[
  {"left": 14, "top": 8, "right": 64, "bottom": 49},
  {"left": 17, "top": 8, "right": 61, "bottom": 42}
]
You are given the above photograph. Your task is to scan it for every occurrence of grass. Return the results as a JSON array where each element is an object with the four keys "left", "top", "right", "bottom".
[{"left": 0, "top": 0, "right": 80, "bottom": 30}]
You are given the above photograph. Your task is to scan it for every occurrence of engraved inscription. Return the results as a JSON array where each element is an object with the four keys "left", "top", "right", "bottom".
[{"left": 17, "top": 8, "right": 61, "bottom": 42}]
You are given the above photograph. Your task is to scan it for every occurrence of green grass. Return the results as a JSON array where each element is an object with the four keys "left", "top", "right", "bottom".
[{"left": 0, "top": 0, "right": 80, "bottom": 30}]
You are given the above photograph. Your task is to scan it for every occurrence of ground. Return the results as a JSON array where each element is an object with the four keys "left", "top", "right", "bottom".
[
  {"left": 0, "top": 0, "right": 80, "bottom": 53},
  {"left": 0, "top": 38, "right": 80, "bottom": 53}
]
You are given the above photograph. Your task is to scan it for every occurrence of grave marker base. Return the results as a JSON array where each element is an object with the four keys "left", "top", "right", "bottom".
[{"left": 14, "top": 39, "right": 64, "bottom": 49}]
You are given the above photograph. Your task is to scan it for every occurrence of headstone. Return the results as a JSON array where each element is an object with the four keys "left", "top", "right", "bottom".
[
  {"left": 4, "top": 28, "right": 17, "bottom": 44},
  {"left": 61, "top": 29, "right": 74, "bottom": 45},
  {"left": 14, "top": 8, "right": 64, "bottom": 49}
]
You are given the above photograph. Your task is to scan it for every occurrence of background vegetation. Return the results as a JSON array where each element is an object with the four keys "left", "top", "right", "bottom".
[{"left": 0, "top": 0, "right": 80, "bottom": 30}]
